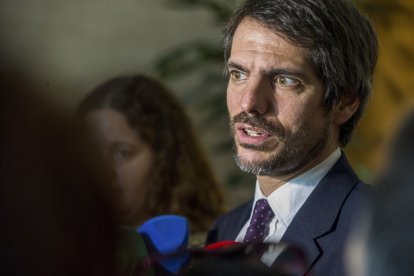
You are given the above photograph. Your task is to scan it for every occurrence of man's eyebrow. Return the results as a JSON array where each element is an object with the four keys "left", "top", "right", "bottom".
[
  {"left": 227, "top": 62, "right": 306, "bottom": 76},
  {"left": 265, "top": 68, "right": 306, "bottom": 79},
  {"left": 226, "top": 62, "right": 250, "bottom": 73}
]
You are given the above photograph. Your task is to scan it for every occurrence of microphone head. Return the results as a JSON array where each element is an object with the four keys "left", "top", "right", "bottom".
[
  {"left": 204, "top": 240, "right": 241, "bottom": 251},
  {"left": 188, "top": 241, "right": 245, "bottom": 261},
  {"left": 138, "top": 215, "right": 190, "bottom": 274}
]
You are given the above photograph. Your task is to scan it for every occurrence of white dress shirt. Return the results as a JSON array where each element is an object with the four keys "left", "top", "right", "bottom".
[{"left": 235, "top": 148, "right": 341, "bottom": 266}]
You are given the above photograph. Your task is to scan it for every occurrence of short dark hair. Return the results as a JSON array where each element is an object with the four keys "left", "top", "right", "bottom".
[{"left": 224, "top": 0, "right": 378, "bottom": 146}]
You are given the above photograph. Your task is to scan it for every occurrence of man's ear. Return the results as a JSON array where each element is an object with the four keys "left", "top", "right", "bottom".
[{"left": 333, "top": 96, "right": 360, "bottom": 125}]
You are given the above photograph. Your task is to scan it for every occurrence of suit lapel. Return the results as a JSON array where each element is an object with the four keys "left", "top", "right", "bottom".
[
  {"left": 277, "top": 155, "right": 360, "bottom": 273},
  {"left": 222, "top": 200, "right": 253, "bottom": 240},
  {"left": 206, "top": 200, "right": 254, "bottom": 244}
]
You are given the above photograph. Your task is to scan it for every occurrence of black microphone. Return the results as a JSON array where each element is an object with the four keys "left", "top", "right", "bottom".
[
  {"left": 115, "top": 226, "right": 152, "bottom": 275},
  {"left": 186, "top": 241, "right": 307, "bottom": 276},
  {"left": 184, "top": 241, "right": 276, "bottom": 276}
]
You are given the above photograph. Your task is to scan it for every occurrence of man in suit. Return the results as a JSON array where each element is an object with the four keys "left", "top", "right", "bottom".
[{"left": 206, "top": 0, "right": 378, "bottom": 275}]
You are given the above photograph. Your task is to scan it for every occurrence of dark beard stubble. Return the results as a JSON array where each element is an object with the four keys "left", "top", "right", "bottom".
[{"left": 230, "top": 112, "right": 330, "bottom": 177}]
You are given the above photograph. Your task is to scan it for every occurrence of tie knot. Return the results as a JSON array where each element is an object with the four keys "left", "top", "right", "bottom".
[{"left": 251, "top": 199, "right": 274, "bottom": 226}]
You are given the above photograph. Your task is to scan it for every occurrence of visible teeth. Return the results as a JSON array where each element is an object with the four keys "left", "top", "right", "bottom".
[{"left": 245, "top": 129, "right": 262, "bottom": 136}]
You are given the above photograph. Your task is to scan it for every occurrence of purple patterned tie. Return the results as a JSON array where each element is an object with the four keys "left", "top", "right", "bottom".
[{"left": 243, "top": 198, "right": 275, "bottom": 244}]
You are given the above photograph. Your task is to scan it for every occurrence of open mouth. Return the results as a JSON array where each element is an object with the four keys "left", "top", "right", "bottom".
[
  {"left": 237, "top": 123, "right": 270, "bottom": 136},
  {"left": 244, "top": 128, "right": 266, "bottom": 137},
  {"left": 235, "top": 123, "right": 271, "bottom": 144}
]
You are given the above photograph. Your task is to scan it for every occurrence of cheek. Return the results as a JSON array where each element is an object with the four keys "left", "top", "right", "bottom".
[
  {"left": 278, "top": 98, "right": 324, "bottom": 135},
  {"left": 277, "top": 99, "right": 307, "bottom": 128},
  {"left": 227, "top": 86, "right": 240, "bottom": 114},
  {"left": 116, "top": 159, "right": 153, "bottom": 196}
]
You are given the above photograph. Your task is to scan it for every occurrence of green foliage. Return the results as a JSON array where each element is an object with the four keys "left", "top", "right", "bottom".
[
  {"left": 152, "top": 0, "right": 235, "bottom": 119},
  {"left": 151, "top": 0, "right": 245, "bottom": 188}
]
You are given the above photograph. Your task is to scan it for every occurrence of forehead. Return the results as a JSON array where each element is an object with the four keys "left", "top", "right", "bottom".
[
  {"left": 84, "top": 109, "right": 136, "bottom": 140},
  {"left": 230, "top": 18, "right": 313, "bottom": 71}
]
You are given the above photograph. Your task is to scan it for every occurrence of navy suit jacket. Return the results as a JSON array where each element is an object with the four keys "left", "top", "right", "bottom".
[{"left": 206, "top": 155, "right": 372, "bottom": 276}]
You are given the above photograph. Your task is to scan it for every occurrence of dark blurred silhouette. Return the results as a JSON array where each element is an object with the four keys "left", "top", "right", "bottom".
[
  {"left": 0, "top": 71, "right": 117, "bottom": 275},
  {"left": 184, "top": 256, "right": 277, "bottom": 276},
  {"left": 182, "top": 242, "right": 307, "bottom": 276},
  {"left": 364, "top": 109, "right": 414, "bottom": 276},
  {"left": 77, "top": 75, "right": 225, "bottom": 238}
]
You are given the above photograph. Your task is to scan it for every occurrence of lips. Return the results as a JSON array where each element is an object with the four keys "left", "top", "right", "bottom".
[{"left": 235, "top": 123, "right": 271, "bottom": 145}]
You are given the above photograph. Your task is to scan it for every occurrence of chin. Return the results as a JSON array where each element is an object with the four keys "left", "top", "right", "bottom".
[
  {"left": 238, "top": 153, "right": 263, "bottom": 165},
  {"left": 235, "top": 153, "right": 271, "bottom": 175},
  {"left": 235, "top": 147, "right": 303, "bottom": 177},
  {"left": 236, "top": 144, "right": 278, "bottom": 162}
]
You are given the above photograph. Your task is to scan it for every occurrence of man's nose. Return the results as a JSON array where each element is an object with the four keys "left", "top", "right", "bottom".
[{"left": 240, "top": 77, "right": 271, "bottom": 115}]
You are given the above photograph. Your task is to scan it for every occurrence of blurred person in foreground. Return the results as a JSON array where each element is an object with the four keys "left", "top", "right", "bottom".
[
  {"left": 0, "top": 71, "right": 117, "bottom": 276},
  {"left": 184, "top": 241, "right": 307, "bottom": 276},
  {"left": 347, "top": 109, "right": 414, "bottom": 276},
  {"left": 77, "top": 74, "right": 225, "bottom": 242},
  {"left": 206, "top": 0, "right": 378, "bottom": 275}
]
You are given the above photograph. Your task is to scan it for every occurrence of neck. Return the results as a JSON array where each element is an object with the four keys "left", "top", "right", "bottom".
[
  {"left": 257, "top": 146, "right": 339, "bottom": 197},
  {"left": 257, "top": 175, "right": 287, "bottom": 196}
]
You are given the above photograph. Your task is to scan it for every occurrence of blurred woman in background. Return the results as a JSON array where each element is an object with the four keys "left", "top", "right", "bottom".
[{"left": 77, "top": 74, "right": 224, "bottom": 238}]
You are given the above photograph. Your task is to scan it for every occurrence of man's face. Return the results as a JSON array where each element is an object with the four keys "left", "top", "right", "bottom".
[{"left": 227, "top": 18, "right": 339, "bottom": 177}]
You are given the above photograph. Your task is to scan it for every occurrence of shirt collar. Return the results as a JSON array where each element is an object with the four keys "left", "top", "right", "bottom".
[{"left": 253, "top": 148, "right": 341, "bottom": 227}]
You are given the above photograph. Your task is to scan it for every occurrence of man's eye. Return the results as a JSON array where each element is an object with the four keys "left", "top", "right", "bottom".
[
  {"left": 230, "top": 70, "right": 247, "bottom": 82},
  {"left": 275, "top": 76, "right": 300, "bottom": 87}
]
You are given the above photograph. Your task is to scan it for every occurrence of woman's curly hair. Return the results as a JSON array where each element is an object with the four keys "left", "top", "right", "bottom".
[{"left": 77, "top": 74, "right": 225, "bottom": 232}]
